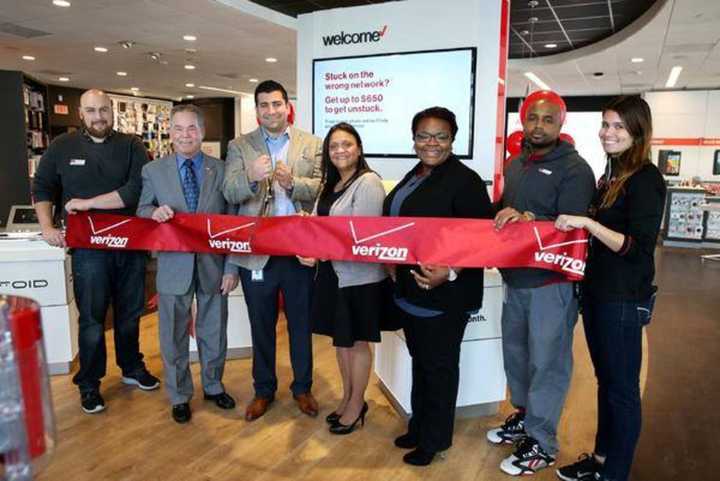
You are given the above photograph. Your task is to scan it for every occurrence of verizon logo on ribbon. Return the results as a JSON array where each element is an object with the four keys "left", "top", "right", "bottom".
[
  {"left": 88, "top": 217, "right": 131, "bottom": 248},
  {"left": 206, "top": 219, "right": 255, "bottom": 253},
  {"left": 532, "top": 226, "right": 588, "bottom": 276},
  {"left": 349, "top": 220, "right": 413, "bottom": 262}
]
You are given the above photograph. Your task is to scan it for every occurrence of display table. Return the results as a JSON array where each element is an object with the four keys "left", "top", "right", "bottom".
[
  {"left": 700, "top": 201, "right": 720, "bottom": 262},
  {"left": 189, "top": 283, "right": 252, "bottom": 361},
  {"left": 0, "top": 236, "right": 78, "bottom": 375},
  {"left": 374, "top": 269, "right": 506, "bottom": 418}
]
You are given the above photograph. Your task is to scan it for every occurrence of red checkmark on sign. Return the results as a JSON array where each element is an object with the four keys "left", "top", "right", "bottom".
[{"left": 379, "top": 25, "right": 388, "bottom": 37}]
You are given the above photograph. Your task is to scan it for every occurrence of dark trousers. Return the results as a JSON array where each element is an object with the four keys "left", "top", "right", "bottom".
[
  {"left": 71, "top": 248, "right": 147, "bottom": 393},
  {"left": 583, "top": 295, "right": 655, "bottom": 481},
  {"left": 403, "top": 310, "right": 468, "bottom": 453},
  {"left": 239, "top": 256, "right": 314, "bottom": 398}
]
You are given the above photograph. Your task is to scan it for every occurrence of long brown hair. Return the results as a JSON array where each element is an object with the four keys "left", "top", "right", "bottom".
[
  {"left": 600, "top": 96, "right": 653, "bottom": 208},
  {"left": 319, "top": 122, "right": 372, "bottom": 201}
]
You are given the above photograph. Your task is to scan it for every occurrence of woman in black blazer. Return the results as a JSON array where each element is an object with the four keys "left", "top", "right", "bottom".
[{"left": 383, "top": 107, "right": 493, "bottom": 466}]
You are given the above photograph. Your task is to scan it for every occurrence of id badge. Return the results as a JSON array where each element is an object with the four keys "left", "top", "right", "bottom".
[{"left": 251, "top": 269, "right": 264, "bottom": 282}]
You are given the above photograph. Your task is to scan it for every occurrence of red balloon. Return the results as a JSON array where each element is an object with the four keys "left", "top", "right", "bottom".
[
  {"left": 520, "top": 90, "right": 567, "bottom": 124},
  {"left": 559, "top": 132, "right": 575, "bottom": 145},
  {"left": 506, "top": 130, "right": 524, "bottom": 156}
]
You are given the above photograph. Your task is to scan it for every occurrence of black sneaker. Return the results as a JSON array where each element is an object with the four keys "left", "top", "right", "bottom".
[
  {"left": 557, "top": 453, "right": 602, "bottom": 481},
  {"left": 487, "top": 410, "right": 526, "bottom": 444},
  {"left": 500, "top": 436, "right": 556, "bottom": 476},
  {"left": 122, "top": 368, "right": 160, "bottom": 391},
  {"left": 81, "top": 390, "right": 106, "bottom": 414}
]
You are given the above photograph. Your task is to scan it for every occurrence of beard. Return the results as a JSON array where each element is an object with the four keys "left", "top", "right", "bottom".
[
  {"left": 527, "top": 136, "right": 558, "bottom": 151},
  {"left": 84, "top": 120, "right": 112, "bottom": 138}
]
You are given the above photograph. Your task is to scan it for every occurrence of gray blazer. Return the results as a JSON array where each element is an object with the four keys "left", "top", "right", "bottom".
[
  {"left": 314, "top": 171, "right": 387, "bottom": 288},
  {"left": 137, "top": 153, "right": 238, "bottom": 296},
  {"left": 222, "top": 125, "right": 322, "bottom": 271}
]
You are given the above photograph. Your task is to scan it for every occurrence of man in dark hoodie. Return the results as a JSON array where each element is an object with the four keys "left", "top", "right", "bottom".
[{"left": 486, "top": 92, "right": 596, "bottom": 476}]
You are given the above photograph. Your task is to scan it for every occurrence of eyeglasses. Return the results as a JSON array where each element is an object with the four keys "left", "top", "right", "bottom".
[{"left": 414, "top": 132, "right": 452, "bottom": 143}]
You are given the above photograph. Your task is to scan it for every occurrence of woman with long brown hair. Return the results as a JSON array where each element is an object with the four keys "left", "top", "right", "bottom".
[{"left": 554, "top": 96, "right": 667, "bottom": 481}]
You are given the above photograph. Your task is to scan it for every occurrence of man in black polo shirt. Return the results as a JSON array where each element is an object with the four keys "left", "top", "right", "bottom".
[{"left": 33, "top": 89, "right": 160, "bottom": 414}]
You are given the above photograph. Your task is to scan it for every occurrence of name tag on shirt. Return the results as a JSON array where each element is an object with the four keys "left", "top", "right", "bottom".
[
  {"left": 251, "top": 269, "right": 264, "bottom": 282},
  {"left": 538, "top": 168, "right": 552, "bottom": 175},
  {"left": 69, "top": 158, "right": 86, "bottom": 166}
]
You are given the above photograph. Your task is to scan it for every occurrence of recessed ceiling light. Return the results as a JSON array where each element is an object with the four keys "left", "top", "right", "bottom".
[
  {"left": 184, "top": 64, "right": 196, "bottom": 70},
  {"left": 116, "top": 71, "right": 127, "bottom": 76},
  {"left": 185, "top": 48, "right": 197, "bottom": 54},
  {"left": 183, "top": 35, "right": 197, "bottom": 42},
  {"left": 265, "top": 57, "right": 277, "bottom": 63},
  {"left": 666, "top": 65, "right": 683, "bottom": 88},
  {"left": 631, "top": 57, "right": 644, "bottom": 63},
  {"left": 130, "top": 87, "right": 140, "bottom": 92},
  {"left": 186, "top": 95, "right": 195, "bottom": 99},
  {"left": 249, "top": 78, "right": 259, "bottom": 83},
  {"left": 524, "top": 72, "right": 551, "bottom": 90},
  {"left": 544, "top": 43, "right": 558, "bottom": 49},
  {"left": 94, "top": 46, "right": 108, "bottom": 53},
  {"left": 22, "top": 55, "right": 35, "bottom": 61},
  {"left": 58, "top": 76, "right": 70, "bottom": 82},
  {"left": 185, "top": 83, "right": 195, "bottom": 88},
  {"left": 119, "top": 41, "right": 135, "bottom": 49},
  {"left": 53, "top": 0, "right": 71, "bottom": 7}
]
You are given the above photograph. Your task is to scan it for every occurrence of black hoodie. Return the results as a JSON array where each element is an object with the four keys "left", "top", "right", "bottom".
[{"left": 499, "top": 140, "right": 596, "bottom": 288}]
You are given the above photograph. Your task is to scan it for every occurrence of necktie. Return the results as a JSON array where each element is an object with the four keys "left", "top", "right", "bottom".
[{"left": 182, "top": 159, "right": 199, "bottom": 212}]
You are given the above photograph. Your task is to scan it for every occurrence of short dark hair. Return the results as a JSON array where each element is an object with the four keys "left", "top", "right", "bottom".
[
  {"left": 411, "top": 106, "right": 458, "bottom": 140},
  {"left": 254, "top": 80, "right": 289, "bottom": 105}
]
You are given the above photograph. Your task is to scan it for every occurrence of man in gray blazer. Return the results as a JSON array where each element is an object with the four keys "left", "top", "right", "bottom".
[
  {"left": 137, "top": 104, "right": 239, "bottom": 424},
  {"left": 223, "top": 80, "right": 322, "bottom": 421}
]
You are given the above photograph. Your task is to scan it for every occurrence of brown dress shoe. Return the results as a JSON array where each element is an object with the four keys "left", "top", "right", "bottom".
[
  {"left": 245, "top": 396, "right": 273, "bottom": 421},
  {"left": 294, "top": 392, "right": 319, "bottom": 417}
]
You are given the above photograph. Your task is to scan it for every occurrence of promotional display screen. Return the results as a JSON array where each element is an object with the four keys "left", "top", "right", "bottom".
[{"left": 313, "top": 48, "right": 476, "bottom": 158}]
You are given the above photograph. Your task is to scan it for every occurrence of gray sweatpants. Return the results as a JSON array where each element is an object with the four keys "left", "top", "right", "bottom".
[{"left": 501, "top": 282, "right": 578, "bottom": 454}]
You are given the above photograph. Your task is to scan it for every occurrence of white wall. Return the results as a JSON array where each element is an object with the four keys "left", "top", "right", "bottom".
[
  {"left": 296, "top": 0, "right": 507, "bottom": 183},
  {"left": 645, "top": 90, "right": 720, "bottom": 181}
]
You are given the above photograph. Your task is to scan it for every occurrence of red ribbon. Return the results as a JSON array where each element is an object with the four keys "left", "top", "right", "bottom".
[{"left": 66, "top": 212, "right": 589, "bottom": 280}]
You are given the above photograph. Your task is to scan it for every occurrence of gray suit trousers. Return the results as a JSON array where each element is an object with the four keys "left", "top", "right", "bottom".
[
  {"left": 501, "top": 282, "right": 578, "bottom": 455},
  {"left": 158, "top": 278, "right": 228, "bottom": 405}
]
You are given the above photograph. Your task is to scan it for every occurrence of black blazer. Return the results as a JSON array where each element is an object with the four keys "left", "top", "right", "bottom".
[{"left": 383, "top": 154, "right": 493, "bottom": 313}]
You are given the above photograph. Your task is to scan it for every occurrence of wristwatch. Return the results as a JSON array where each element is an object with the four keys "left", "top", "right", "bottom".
[{"left": 447, "top": 267, "right": 458, "bottom": 282}]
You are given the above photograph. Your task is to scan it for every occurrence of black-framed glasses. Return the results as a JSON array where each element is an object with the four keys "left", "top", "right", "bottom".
[{"left": 414, "top": 132, "right": 452, "bottom": 143}]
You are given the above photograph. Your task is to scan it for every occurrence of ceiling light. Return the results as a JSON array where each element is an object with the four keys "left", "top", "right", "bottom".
[
  {"left": 665, "top": 66, "right": 683, "bottom": 88},
  {"left": 185, "top": 48, "right": 197, "bottom": 54},
  {"left": 94, "top": 46, "right": 108, "bottom": 53},
  {"left": 183, "top": 35, "right": 197, "bottom": 42},
  {"left": 53, "top": 0, "right": 71, "bottom": 7},
  {"left": 265, "top": 57, "right": 277, "bottom": 63},
  {"left": 544, "top": 43, "right": 558, "bottom": 49},
  {"left": 58, "top": 76, "right": 70, "bottom": 82},
  {"left": 631, "top": 57, "right": 644, "bottom": 63},
  {"left": 116, "top": 71, "right": 127, "bottom": 76},
  {"left": 22, "top": 55, "right": 35, "bottom": 61},
  {"left": 249, "top": 78, "right": 259, "bottom": 83},
  {"left": 149, "top": 52, "right": 161, "bottom": 61},
  {"left": 130, "top": 87, "right": 140, "bottom": 92},
  {"left": 119, "top": 41, "right": 135, "bottom": 49},
  {"left": 186, "top": 95, "right": 195, "bottom": 99},
  {"left": 524, "top": 71, "right": 551, "bottom": 90},
  {"left": 185, "top": 83, "right": 195, "bottom": 88},
  {"left": 184, "top": 64, "right": 196, "bottom": 70},
  {"left": 198, "top": 85, "right": 247, "bottom": 95}
]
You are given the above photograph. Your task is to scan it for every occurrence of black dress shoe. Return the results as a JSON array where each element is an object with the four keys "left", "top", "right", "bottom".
[
  {"left": 172, "top": 403, "right": 192, "bottom": 423},
  {"left": 403, "top": 448, "right": 436, "bottom": 466},
  {"left": 325, "top": 411, "right": 341, "bottom": 425},
  {"left": 203, "top": 392, "right": 236, "bottom": 410},
  {"left": 394, "top": 432, "right": 418, "bottom": 449}
]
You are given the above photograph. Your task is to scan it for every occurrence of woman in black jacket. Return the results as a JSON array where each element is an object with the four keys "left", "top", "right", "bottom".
[
  {"left": 555, "top": 96, "right": 666, "bottom": 481},
  {"left": 383, "top": 106, "right": 493, "bottom": 466}
]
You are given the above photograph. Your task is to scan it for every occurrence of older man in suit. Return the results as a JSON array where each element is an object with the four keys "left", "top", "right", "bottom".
[
  {"left": 137, "top": 104, "right": 239, "bottom": 424},
  {"left": 223, "top": 80, "right": 322, "bottom": 421}
]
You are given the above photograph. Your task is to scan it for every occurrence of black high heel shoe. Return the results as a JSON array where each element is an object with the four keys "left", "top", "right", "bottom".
[
  {"left": 325, "top": 411, "right": 341, "bottom": 425},
  {"left": 329, "top": 402, "right": 368, "bottom": 435}
]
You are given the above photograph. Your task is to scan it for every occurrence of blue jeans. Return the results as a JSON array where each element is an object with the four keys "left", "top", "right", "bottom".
[
  {"left": 71, "top": 249, "right": 147, "bottom": 393},
  {"left": 583, "top": 293, "right": 656, "bottom": 481}
]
